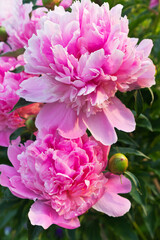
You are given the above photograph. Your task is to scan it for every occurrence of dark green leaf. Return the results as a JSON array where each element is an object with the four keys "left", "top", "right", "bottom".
[
  {"left": 10, "top": 66, "right": 24, "bottom": 73},
  {"left": 134, "top": 90, "right": 144, "bottom": 116},
  {"left": 27, "top": 220, "right": 43, "bottom": 240},
  {"left": 10, "top": 127, "right": 27, "bottom": 141},
  {"left": 0, "top": 48, "right": 25, "bottom": 58},
  {"left": 112, "top": 147, "right": 150, "bottom": 159},
  {"left": 9, "top": 98, "right": 34, "bottom": 113},
  {"left": 136, "top": 114, "right": 153, "bottom": 131}
]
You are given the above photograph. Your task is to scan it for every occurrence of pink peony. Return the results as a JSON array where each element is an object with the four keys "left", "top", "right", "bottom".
[
  {"left": 0, "top": 56, "right": 41, "bottom": 147},
  {"left": 2, "top": 0, "right": 47, "bottom": 50},
  {"left": 18, "top": 0, "right": 155, "bottom": 145},
  {"left": 0, "top": 132, "right": 131, "bottom": 229},
  {"left": 149, "top": 0, "right": 159, "bottom": 8}
]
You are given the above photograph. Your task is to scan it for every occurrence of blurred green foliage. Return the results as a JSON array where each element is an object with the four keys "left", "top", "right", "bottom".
[{"left": 0, "top": 0, "right": 160, "bottom": 239}]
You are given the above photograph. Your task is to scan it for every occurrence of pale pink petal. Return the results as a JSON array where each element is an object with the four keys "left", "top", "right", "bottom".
[
  {"left": 92, "top": 191, "right": 131, "bottom": 217},
  {"left": 104, "top": 97, "right": 136, "bottom": 132},
  {"left": 36, "top": 102, "right": 86, "bottom": 138},
  {"left": 29, "top": 201, "right": 80, "bottom": 229},
  {"left": 9, "top": 176, "right": 38, "bottom": 200},
  {"left": 136, "top": 39, "right": 153, "bottom": 58},
  {"left": 8, "top": 138, "right": 22, "bottom": 170},
  {"left": 0, "top": 165, "right": 17, "bottom": 187},
  {"left": 104, "top": 172, "right": 132, "bottom": 194},
  {"left": 83, "top": 111, "right": 117, "bottom": 145},
  {"left": 17, "top": 76, "right": 59, "bottom": 103}
]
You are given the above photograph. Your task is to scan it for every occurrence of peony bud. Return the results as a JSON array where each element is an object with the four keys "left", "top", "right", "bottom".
[
  {"left": 25, "top": 115, "right": 37, "bottom": 132},
  {"left": 0, "top": 26, "right": 8, "bottom": 42},
  {"left": 108, "top": 153, "right": 128, "bottom": 175},
  {"left": 42, "top": 0, "right": 60, "bottom": 9}
]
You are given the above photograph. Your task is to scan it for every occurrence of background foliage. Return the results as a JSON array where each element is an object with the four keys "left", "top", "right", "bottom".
[{"left": 0, "top": 0, "right": 160, "bottom": 239}]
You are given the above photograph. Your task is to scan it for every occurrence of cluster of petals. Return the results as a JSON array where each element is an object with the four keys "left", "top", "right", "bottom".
[
  {"left": 1, "top": 0, "right": 47, "bottom": 50},
  {"left": 0, "top": 56, "right": 41, "bottom": 147},
  {"left": 149, "top": 0, "right": 159, "bottom": 8},
  {"left": 0, "top": 131, "right": 131, "bottom": 229},
  {"left": 18, "top": 0, "right": 155, "bottom": 146}
]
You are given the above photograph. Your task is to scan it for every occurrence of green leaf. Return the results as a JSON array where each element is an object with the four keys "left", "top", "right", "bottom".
[
  {"left": 117, "top": 131, "right": 139, "bottom": 147},
  {"left": 9, "top": 98, "right": 34, "bottom": 113},
  {"left": 134, "top": 90, "right": 144, "bottom": 116},
  {"left": 103, "top": 215, "right": 139, "bottom": 240},
  {"left": 10, "top": 127, "right": 27, "bottom": 141},
  {"left": 112, "top": 147, "right": 150, "bottom": 159},
  {"left": 136, "top": 114, "right": 153, "bottom": 131},
  {"left": 27, "top": 220, "right": 43, "bottom": 240},
  {"left": 0, "top": 48, "right": 25, "bottom": 58},
  {"left": 10, "top": 66, "right": 24, "bottom": 73},
  {"left": 125, "top": 171, "right": 141, "bottom": 194},
  {"left": 66, "top": 229, "right": 76, "bottom": 240}
]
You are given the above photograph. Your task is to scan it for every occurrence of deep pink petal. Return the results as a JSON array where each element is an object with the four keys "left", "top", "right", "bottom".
[
  {"left": 29, "top": 201, "right": 80, "bottom": 229},
  {"left": 83, "top": 111, "right": 117, "bottom": 145},
  {"left": 36, "top": 102, "right": 86, "bottom": 139},
  {"left": 104, "top": 97, "right": 136, "bottom": 132},
  {"left": 92, "top": 191, "right": 131, "bottom": 217}
]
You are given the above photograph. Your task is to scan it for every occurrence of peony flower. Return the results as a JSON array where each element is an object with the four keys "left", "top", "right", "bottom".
[
  {"left": 1, "top": 0, "right": 47, "bottom": 50},
  {"left": 149, "top": 0, "right": 159, "bottom": 8},
  {"left": 18, "top": 0, "right": 155, "bottom": 146},
  {"left": 0, "top": 56, "right": 41, "bottom": 147},
  {"left": 0, "top": 132, "right": 131, "bottom": 229}
]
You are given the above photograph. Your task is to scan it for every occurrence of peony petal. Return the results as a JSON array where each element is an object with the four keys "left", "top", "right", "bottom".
[
  {"left": 17, "top": 76, "right": 59, "bottom": 103},
  {"left": 104, "top": 172, "right": 132, "bottom": 194},
  {"left": 0, "top": 129, "right": 13, "bottom": 147},
  {"left": 83, "top": 111, "right": 117, "bottom": 145},
  {"left": 7, "top": 138, "right": 22, "bottom": 170},
  {"left": 104, "top": 97, "right": 136, "bottom": 132},
  {"left": 92, "top": 191, "right": 131, "bottom": 217},
  {"left": 0, "top": 165, "right": 17, "bottom": 187},
  {"left": 36, "top": 102, "right": 86, "bottom": 139},
  {"left": 9, "top": 176, "right": 38, "bottom": 200},
  {"left": 29, "top": 201, "right": 80, "bottom": 229}
]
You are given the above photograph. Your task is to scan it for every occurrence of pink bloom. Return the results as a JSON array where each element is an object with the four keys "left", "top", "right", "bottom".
[
  {"left": 2, "top": 0, "right": 47, "bottom": 50},
  {"left": 0, "top": 132, "right": 131, "bottom": 229},
  {"left": 0, "top": 0, "right": 14, "bottom": 26},
  {"left": 18, "top": 0, "right": 155, "bottom": 145},
  {"left": 0, "top": 56, "right": 41, "bottom": 147},
  {"left": 149, "top": 0, "right": 159, "bottom": 8}
]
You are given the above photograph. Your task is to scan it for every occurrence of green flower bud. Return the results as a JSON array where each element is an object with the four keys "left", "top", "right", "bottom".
[
  {"left": 25, "top": 115, "right": 37, "bottom": 132},
  {"left": 108, "top": 153, "right": 128, "bottom": 175},
  {"left": 0, "top": 26, "right": 8, "bottom": 42},
  {"left": 42, "top": 0, "right": 60, "bottom": 9}
]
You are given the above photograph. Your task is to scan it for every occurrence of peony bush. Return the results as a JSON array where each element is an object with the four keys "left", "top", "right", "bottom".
[{"left": 0, "top": 0, "right": 159, "bottom": 239}]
